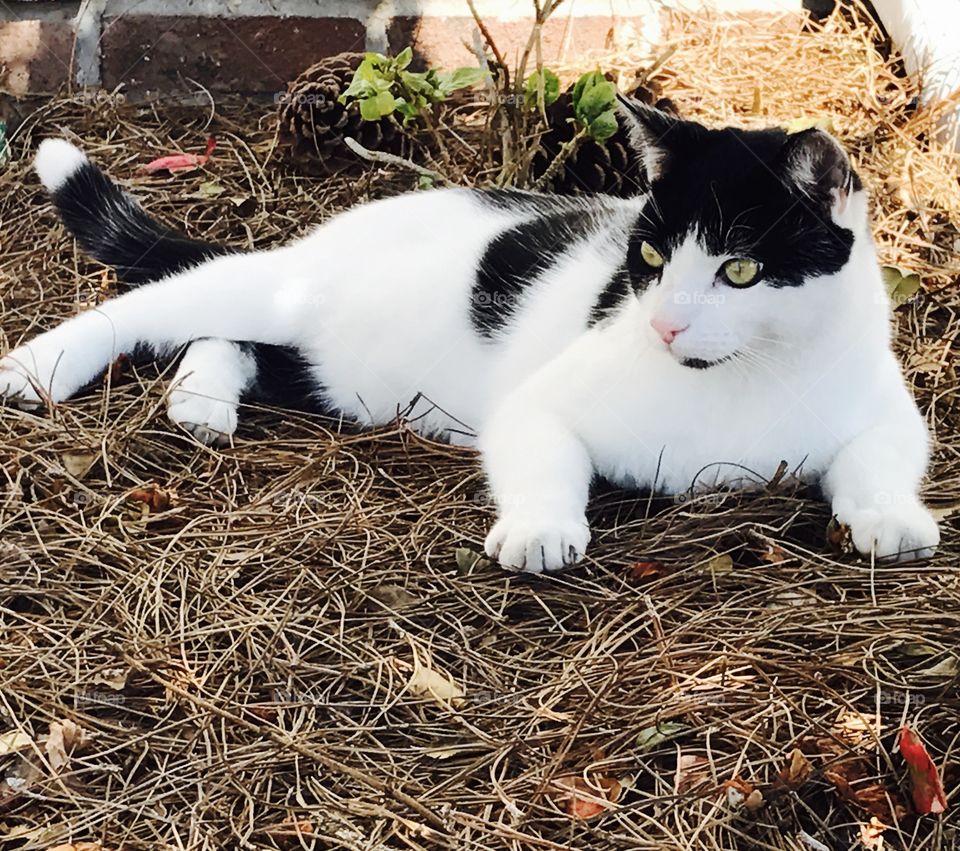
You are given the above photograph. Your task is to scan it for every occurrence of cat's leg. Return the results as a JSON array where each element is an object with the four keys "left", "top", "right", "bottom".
[
  {"left": 823, "top": 422, "right": 939, "bottom": 562},
  {"left": 0, "top": 250, "right": 315, "bottom": 407},
  {"left": 167, "top": 339, "right": 258, "bottom": 446},
  {"left": 480, "top": 401, "right": 593, "bottom": 573}
]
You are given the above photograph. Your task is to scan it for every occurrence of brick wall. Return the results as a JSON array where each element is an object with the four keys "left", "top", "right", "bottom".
[{"left": 0, "top": 0, "right": 806, "bottom": 100}]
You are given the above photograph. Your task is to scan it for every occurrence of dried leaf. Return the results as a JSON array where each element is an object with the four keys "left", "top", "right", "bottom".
[
  {"left": 43, "top": 719, "right": 87, "bottom": 773},
  {"left": 899, "top": 726, "right": 947, "bottom": 814},
  {"left": 826, "top": 517, "right": 853, "bottom": 553},
  {"left": 549, "top": 774, "right": 621, "bottom": 819},
  {"left": 760, "top": 543, "right": 787, "bottom": 564},
  {"left": 90, "top": 667, "right": 128, "bottom": 691},
  {"left": 917, "top": 656, "right": 959, "bottom": 678},
  {"left": 424, "top": 743, "right": 487, "bottom": 760},
  {"left": 859, "top": 817, "right": 887, "bottom": 849},
  {"left": 367, "top": 584, "right": 420, "bottom": 609},
  {"left": 47, "top": 843, "right": 103, "bottom": 851},
  {"left": 0, "top": 730, "right": 33, "bottom": 755},
  {"left": 676, "top": 754, "right": 711, "bottom": 793},
  {"left": 635, "top": 721, "right": 690, "bottom": 752},
  {"left": 60, "top": 452, "right": 96, "bottom": 480},
  {"left": 128, "top": 484, "right": 178, "bottom": 513},
  {"left": 776, "top": 748, "right": 814, "bottom": 789},
  {"left": 627, "top": 560, "right": 667, "bottom": 581},
  {"left": 705, "top": 554, "right": 734, "bottom": 574},
  {"left": 407, "top": 660, "right": 465, "bottom": 709},
  {"left": 142, "top": 136, "right": 216, "bottom": 174}
]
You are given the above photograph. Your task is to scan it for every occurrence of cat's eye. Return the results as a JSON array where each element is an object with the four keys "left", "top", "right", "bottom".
[
  {"left": 723, "top": 258, "right": 760, "bottom": 287},
  {"left": 640, "top": 241, "right": 664, "bottom": 268}
]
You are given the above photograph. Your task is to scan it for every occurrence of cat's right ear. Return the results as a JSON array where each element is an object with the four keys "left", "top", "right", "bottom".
[{"left": 616, "top": 95, "right": 695, "bottom": 184}]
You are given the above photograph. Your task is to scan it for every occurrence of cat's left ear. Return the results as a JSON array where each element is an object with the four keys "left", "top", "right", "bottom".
[
  {"left": 782, "top": 128, "right": 863, "bottom": 221},
  {"left": 616, "top": 95, "right": 700, "bottom": 184}
]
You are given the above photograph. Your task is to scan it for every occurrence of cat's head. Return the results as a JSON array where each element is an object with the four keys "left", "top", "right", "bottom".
[{"left": 618, "top": 97, "right": 869, "bottom": 369}]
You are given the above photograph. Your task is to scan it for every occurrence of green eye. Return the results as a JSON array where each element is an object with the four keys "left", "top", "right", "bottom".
[
  {"left": 723, "top": 258, "right": 760, "bottom": 287},
  {"left": 640, "top": 241, "right": 664, "bottom": 268}
]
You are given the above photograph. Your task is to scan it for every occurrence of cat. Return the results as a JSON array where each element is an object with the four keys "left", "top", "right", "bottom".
[{"left": 0, "top": 98, "right": 940, "bottom": 572}]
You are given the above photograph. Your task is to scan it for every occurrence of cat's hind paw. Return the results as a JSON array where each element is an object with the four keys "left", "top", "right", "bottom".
[
  {"left": 484, "top": 512, "right": 590, "bottom": 573},
  {"left": 167, "top": 386, "right": 238, "bottom": 447},
  {"left": 840, "top": 502, "right": 940, "bottom": 563}
]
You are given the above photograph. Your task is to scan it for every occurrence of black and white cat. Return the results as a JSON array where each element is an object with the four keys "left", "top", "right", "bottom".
[{"left": 1, "top": 100, "right": 940, "bottom": 571}]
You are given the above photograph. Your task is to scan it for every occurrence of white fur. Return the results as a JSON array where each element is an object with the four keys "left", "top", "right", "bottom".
[
  {"left": 167, "top": 338, "right": 257, "bottom": 446},
  {"left": 35, "top": 139, "right": 88, "bottom": 192},
  {"left": 1, "top": 140, "right": 938, "bottom": 572}
]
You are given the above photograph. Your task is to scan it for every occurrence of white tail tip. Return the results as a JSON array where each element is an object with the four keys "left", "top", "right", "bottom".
[{"left": 35, "top": 138, "right": 88, "bottom": 192}]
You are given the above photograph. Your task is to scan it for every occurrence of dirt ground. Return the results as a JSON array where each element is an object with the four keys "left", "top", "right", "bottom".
[{"left": 0, "top": 6, "right": 958, "bottom": 850}]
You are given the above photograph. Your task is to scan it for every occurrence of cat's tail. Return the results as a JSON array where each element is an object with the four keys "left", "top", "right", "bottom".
[{"left": 34, "top": 138, "right": 230, "bottom": 285}]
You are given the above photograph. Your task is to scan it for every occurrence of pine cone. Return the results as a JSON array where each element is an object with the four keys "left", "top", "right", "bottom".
[
  {"left": 531, "top": 80, "right": 678, "bottom": 197},
  {"left": 277, "top": 52, "right": 406, "bottom": 172}
]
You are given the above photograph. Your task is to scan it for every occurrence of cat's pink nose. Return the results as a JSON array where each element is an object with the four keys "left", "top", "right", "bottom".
[{"left": 650, "top": 317, "right": 689, "bottom": 345}]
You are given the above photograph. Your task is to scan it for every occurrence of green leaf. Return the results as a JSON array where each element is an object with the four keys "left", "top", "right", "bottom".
[
  {"left": 575, "top": 72, "right": 616, "bottom": 125},
  {"left": 375, "top": 90, "right": 397, "bottom": 115},
  {"left": 635, "top": 721, "right": 691, "bottom": 752},
  {"left": 359, "top": 96, "right": 385, "bottom": 121},
  {"left": 524, "top": 68, "right": 560, "bottom": 109},
  {"left": 588, "top": 109, "right": 618, "bottom": 142},
  {"left": 455, "top": 547, "right": 492, "bottom": 573},
  {"left": 438, "top": 66, "right": 487, "bottom": 95},
  {"left": 417, "top": 174, "right": 436, "bottom": 190},
  {"left": 194, "top": 180, "right": 225, "bottom": 198},
  {"left": 881, "top": 265, "right": 921, "bottom": 309},
  {"left": 395, "top": 46, "right": 414, "bottom": 70}
]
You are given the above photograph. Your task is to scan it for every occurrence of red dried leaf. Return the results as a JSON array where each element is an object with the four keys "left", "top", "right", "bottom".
[
  {"left": 142, "top": 136, "right": 216, "bottom": 174},
  {"left": 128, "top": 484, "right": 178, "bottom": 513},
  {"left": 549, "top": 774, "right": 621, "bottom": 819},
  {"left": 627, "top": 560, "right": 667, "bottom": 582},
  {"left": 899, "top": 726, "right": 947, "bottom": 814}
]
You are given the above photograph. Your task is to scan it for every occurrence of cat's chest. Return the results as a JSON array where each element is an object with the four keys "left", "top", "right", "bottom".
[{"left": 583, "top": 359, "right": 864, "bottom": 493}]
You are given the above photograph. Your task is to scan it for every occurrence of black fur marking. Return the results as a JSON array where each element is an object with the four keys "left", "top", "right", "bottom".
[
  {"left": 50, "top": 160, "right": 232, "bottom": 285},
  {"left": 619, "top": 112, "right": 858, "bottom": 288},
  {"left": 588, "top": 265, "right": 634, "bottom": 326},
  {"left": 472, "top": 203, "right": 614, "bottom": 337},
  {"left": 243, "top": 343, "right": 331, "bottom": 414}
]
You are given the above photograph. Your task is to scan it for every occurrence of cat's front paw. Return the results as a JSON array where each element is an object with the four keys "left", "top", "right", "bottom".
[
  {"left": 839, "top": 501, "right": 940, "bottom": 563},
  {"left": 484, "top": 512, "right": 590, "bottom": 573}
]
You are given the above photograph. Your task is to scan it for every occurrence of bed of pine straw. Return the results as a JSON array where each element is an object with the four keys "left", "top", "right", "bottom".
[{"left": 1, "top": 5, "right": 959, "bottom": 851}]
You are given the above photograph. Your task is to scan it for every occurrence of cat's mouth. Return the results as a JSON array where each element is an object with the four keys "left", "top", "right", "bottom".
[{"left": 679, "top": 354, "right": 735, "bottom": 369}]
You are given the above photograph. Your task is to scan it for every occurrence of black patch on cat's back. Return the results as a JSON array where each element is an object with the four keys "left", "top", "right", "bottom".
[
  {"left": 472, "top": 207, "right": 601, "bottom": 337},
  {"left": 588, "top": 264, "right": 633, "bottom": 326}
]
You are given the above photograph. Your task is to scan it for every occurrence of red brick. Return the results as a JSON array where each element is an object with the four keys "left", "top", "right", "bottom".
[
  {"left": 101, "top": 15, "right": 367, "bottom": 96},
  {"left": 0, "top": 21, "right": 75, "bottom": 95},
  {"left": 388, "top": 15, "right": 627, "bottom": 71}
]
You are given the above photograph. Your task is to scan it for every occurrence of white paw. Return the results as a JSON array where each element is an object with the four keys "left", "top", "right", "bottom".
[
  {"left": 0, "top": 356, "right": 43, "bottom": 407},
  {"left": 484, "top": 513, "right": 590, "bottom": 573},
  {"left": 840, "top": 502, "right": 940, "bottom": 563},
  {"left": 167, "top": 384, "right": 239, "bottom": 447}
]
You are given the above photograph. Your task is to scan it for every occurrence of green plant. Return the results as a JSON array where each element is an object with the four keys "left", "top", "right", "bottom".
[
  {"left": 339, "top": 48, "right": 487, "bottom": 124},
  {"left": 523, "top": 68, "right": 560, "bottom": 111},
  {"left": 569, "top": 71, "right": 618, "bottom": 142}
]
